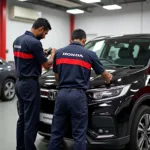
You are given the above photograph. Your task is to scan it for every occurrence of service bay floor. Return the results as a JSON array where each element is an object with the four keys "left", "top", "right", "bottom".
[{"left": 0, "top": 97, "right": 126, "bottom": 150}]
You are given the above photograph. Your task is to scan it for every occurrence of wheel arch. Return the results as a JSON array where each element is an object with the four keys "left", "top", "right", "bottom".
[
  {"left": 2, "top": 76, "right": 16, "bottom": 85},
  {"left": 128, "top": 94, "right": 150, "bottom": 135}
]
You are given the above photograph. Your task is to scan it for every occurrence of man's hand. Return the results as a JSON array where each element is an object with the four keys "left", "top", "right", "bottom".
[
  {"left": 48, "top": 48, "right": 56, "bottom": 64},
  {"left": 43, "top": 48, "right": 56, "bottom": 57},
  {"left": 42, "top": 48, "right": 56, "bottom": 70},
  {"left": 43, "top": 49, "right": 49, "bottom": 57},
  {"left": 101, "top": 71, "right": 113, "bottom": 84}
]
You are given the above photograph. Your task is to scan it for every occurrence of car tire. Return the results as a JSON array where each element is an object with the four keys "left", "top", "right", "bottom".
[
  {"left": 1, "top": 79, "right": 15, "bottom": 101},
  {"left": 129, "top": 105, "right": 150, "bottom": 150}
]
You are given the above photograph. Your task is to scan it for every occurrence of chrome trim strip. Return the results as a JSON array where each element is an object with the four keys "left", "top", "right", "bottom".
[
  {"left": 38, "top": 131, "right": 50, "bottom": 136},
  {"left": 40, "top": 88, "right": 49, "bottom": 92},
  {"left": 41, "top": 95, "right": 48, "bottom": 98},
  {"left": 40, "top": 88, "right": 49, "bottom": 98},
  {"left": 44, "top": 83, "right": 53, "bottom": 85},
  {"left": 45, "top": 80, "right": 56, "bottom": 82},
  {"left": 47, "top": 76, "right": 55, "bottom": 78},
  {"left": 39, "top": 130, "right": 114, "bottom": 140},
  {"left": 96, "top": 134, "right": 114, "bottom": 139}
]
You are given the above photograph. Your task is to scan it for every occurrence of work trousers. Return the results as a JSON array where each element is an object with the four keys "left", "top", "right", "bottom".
[
  {"left": 48, "top": 88, "right": 88, "bottom": 150},
  {"left": 16, "top": 78, "right": 40, "bottom": 150}
]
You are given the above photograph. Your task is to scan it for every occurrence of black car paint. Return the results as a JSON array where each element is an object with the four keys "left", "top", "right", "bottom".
[
  {"left": 0, "top": 58, "right": 16, "bottom": 97},
  {"left": 38, "top": 34, "right": 150, "bottom": 149}
]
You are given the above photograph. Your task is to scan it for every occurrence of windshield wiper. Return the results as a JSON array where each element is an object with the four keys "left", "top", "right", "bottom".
[
  {"left": 124, "top": 65, "right": 144, "bottom": 69},
  {"left": 100, "top": 58, "right": 114, "bottom": 64},
  {"left": 100, "top": 58, "right": 144, "bottom": 69},
  {"left": 104, "top": 63, "right": 126, "bottom": 67},
  {"left": 106, "top": 64, "right": 143, "bottom": 69}
]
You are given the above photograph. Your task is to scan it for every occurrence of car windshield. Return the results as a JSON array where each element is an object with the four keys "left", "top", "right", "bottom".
[{"left": 84, "top": 38, "right": 150, "bottom": 66}]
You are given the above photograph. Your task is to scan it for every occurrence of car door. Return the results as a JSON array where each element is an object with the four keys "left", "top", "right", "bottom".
[
  {"left": 0, "top": 59, "right": 5, "bottom": 73},
  {"left": 0, "top": 58, "right": 12, "bottom": 83},
  {"left": 0, "top": 59, "right": 6, "bottom": 93}
]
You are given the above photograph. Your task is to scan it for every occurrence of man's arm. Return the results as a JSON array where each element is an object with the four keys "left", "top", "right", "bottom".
[
  {"left": 52, "top": 52, "right": 59, "bottom": 82},
  {"left": 42, "top": 49, "right": 56, "bottom": 70},
  {"left": 55, "top": 73, "right": 59, "bottom": 82},
  {"left": 90, "top": 52, "right": 113, "bottom": 84},
  {"left": 31, "top": 42, "right": 56, "bottom": 70}
]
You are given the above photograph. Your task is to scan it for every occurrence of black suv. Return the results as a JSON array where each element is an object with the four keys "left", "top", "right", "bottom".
[{"left": 38, "top": 34, "right": 150, "bottom": 150}]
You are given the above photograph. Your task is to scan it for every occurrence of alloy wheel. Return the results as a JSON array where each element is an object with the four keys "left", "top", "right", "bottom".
[
  {"left": 137, "top": 114, "right": 150, "bottom": 150},
  {"left": 4, "top": 81, "right": 15, "bottom": 100}
]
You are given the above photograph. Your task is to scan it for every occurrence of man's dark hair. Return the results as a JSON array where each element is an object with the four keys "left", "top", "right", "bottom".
[
  {"left": 71, "top": 29, "right": 86, "bottom": 40},
  {"left": 32, "top": 18, "right": 52, "bottom": 30}
]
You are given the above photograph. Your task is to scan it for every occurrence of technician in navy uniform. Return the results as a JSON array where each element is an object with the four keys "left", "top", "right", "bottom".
[
  {"left": 13, "top": 18, "right": 56, "bottom": 150},
  {"left": 48, "top": 29, "right": 112, "bottom": 150}
]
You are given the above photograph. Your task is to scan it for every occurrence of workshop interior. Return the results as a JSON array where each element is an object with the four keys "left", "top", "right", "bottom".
[{"left": 1, "top": 0, "right": 150, "bottom": 150}]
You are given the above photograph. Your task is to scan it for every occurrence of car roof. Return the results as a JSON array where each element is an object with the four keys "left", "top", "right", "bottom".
[{"left": 91, "top": 34, "right": 150, "bottom": 41}]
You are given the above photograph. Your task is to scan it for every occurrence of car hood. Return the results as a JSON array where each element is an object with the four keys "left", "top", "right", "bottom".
[{"left": 39, "top": 66, "right": 145, "bottom": 89}]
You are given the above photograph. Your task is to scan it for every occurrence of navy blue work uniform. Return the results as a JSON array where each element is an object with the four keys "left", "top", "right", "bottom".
[
  {"left": 13, "top": 31, "right": 48, "bottom": 150},
  {"left": 48, "top": 42, "right": 105, "bottom": 150}
]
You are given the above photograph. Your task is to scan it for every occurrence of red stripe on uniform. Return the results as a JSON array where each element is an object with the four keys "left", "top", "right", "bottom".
[
  {"left": 56, "top": 58, "right": 91, "bottom": 70},
  {"left": 13, "top": 51, "right": 34, "bottom": 59}
]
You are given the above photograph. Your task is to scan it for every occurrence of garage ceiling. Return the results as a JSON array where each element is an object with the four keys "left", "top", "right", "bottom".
[{"left": 22, "top": 0, "right": 148, "bottom": 12}]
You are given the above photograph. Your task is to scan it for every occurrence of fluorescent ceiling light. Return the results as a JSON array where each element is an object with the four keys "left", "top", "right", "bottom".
[
  {"left": 42, "top": 0, "right": 82, "bottom": 8},
  {"left": 103, "top": 4, "right": 122, "bottom": 10},
  {"left": 66, "top": 9, "right": 84, "bottom": 14},
  {"left": 18, "top": 0, "right": 28, "bottom": 1},
  {"left": 80, "top": 0, "right": 101, "bottom": 3}
]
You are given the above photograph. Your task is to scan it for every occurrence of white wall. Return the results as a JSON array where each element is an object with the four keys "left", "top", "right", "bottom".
[
  {"left": 6, "top": 0, "right": 70, "bottom": 61},
  {"left": 75, "top": 2, "right": 150, "bottom": 38}
]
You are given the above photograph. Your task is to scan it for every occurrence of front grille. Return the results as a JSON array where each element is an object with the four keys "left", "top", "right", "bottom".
[
  {"left": 39, "top": 122, "right": 51, "bottom": 134},
  {"left": 40, "top": 88, "right": 57, "bottom": 114},
  {"left": 40, "top": 88, "right": 58, "bottom": 100},
  {"left": 40, "top": 97, "right": 55, "bottom": 114}
]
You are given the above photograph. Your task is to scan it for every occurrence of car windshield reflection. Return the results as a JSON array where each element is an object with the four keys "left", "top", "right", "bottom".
[{"left": 85, "top": 38, "right": 150, "bottom": 67}]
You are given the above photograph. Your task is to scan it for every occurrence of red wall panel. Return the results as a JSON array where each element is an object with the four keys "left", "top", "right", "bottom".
[
  {"left": 70, "top": 15, "right": 75, "bottom": 41},
  {"left": 0, "top": 0, "right": 6, "bottom": 60}
]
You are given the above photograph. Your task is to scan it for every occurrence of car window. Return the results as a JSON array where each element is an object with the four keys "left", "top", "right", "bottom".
[
  {"left": 135, "top": 44, "right": 150, "bottom": 65},
  {"left": 84, "top": 40, "right": 105, "bottom": 57},
  {"left": 108, "top": 43, "right": 129, "bottom": 61},
  {"left": 108, "top": 44, "right": 140, "bottom": 61},
  {"left": 133, "top": 45, "right": 140, "bottom": 58},
  {"left": 104, "top": 43, "right": 142, "bottom": 65},
  {"left": 108, "top": 46, "right": 119, "bottom": 60},
  {"left": 85, "top": 38, "right": 150, "bottom": 66}
]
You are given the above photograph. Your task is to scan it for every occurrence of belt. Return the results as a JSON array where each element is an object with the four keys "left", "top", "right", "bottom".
[
  {"left": 18, "top": 76, "right": 39, "bottom": 80},
  {"left": 59, "top": 88, "right": 85, "bottom": 91},
  {"left": 70, "top": 88, "right": 80, "bottom": 90}
]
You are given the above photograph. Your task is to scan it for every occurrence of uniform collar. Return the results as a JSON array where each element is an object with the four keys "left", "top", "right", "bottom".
[
  {"left": 70, "top": 41, "right": 83, "bottom": 46},
  {"left": 25, "top": 31, "right": 36, "bottom": 38}
]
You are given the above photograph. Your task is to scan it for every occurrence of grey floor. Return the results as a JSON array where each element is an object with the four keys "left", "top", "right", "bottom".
[{"left": 0, "top": 97, "right": 125, "bottom": 150}]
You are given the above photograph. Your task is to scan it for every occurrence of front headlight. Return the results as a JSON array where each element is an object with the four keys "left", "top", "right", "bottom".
[{"left": 87, "top": 84, "right": 131, "bottom": 101}]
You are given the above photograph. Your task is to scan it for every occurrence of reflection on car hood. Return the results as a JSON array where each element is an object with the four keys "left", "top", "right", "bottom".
[{"left": 39, "top": 66, "right": 145, "bottom": 89}]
